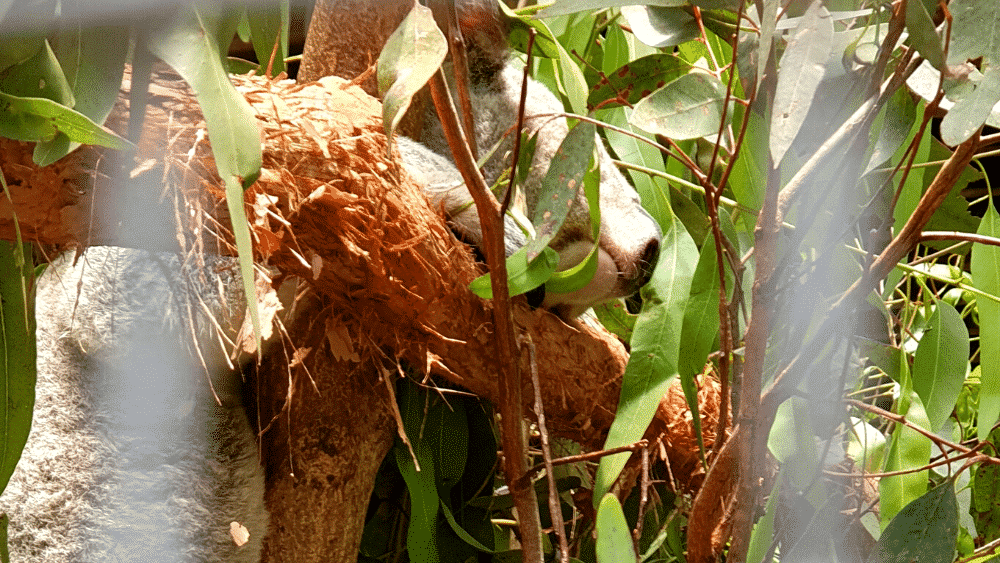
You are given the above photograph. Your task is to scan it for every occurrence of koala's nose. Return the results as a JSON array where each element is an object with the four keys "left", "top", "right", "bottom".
[{"left": 633, "top": 236, "right": 660, "bottom": 290}]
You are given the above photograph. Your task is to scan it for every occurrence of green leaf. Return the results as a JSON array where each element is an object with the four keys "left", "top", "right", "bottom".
[
  {"left": 621, "top": 6, "right": 699, "bottom": 49},
  {"left": 0, "top": 39, "right": 73, "bottom": 105},
  {"left": 537, "top": 0, "right": 687, "bottom": 18},
  {"left": 525, "top": 121, "right": 596, "bottom": 261},
  {"left": 545, "top": 161, "right": 602, "bottom": 295},
  {"left": 377, "top": 4, "right": 446, "bottom": 142},
  {"left": 144, "top": 2, "right": 262, "bottom": 189},
  {"left": 0, "top": 91, "right": 130, "bottom": 149},
  {"left": 39, "top": 22, "right": 130, "bottom": 165},
  {"left": 630, "top": 72, "right": 727, "bottom": 141},
  {"left": 593, "top": 301, "right": 638, "bottom": 341},
  {"left": 880, "top": 389, "right": 932, "bottom": 525},
  {"left": 593, "top": 206, "right": 697, "bottom": 505},
  {"left": 595, "top": 494, "right": 636, "bottom": 563},
  {"left": 867, "top": 482, "right": 958, "bottom": 563},
  {"left": 973, "top": 199, "right": 1000, "bottom": 441},
  {"left": 905, "top": 0, "right": 944, "bottom": 70},
  {"left": 769, "top": 0, "right": 833, "bottom": 165},
  {"left": 0, "top": 242, "right": 36, "bottom": 495},
  {"left": 587, "top": 53, "right": 691, "bottom": 110},
  {"left": 245, "top": 1, "right": 289, "bottom": 76},
  {"left": 679, "top": 239, "right": 726, "bottom": 379},
  {"left": 941, "top": 0, "right": 1000, "bottom": 145},
  {"left": 911, "top": 301, "right": 969, "bottom": 432},
  {"left": 468, "top": 245, "right": 559, "bottom": 299},
  {"left": 144, "top": 3, "right": 263, "bottom": 348},
  {"left": 746, "top": 474, "right": 781, "bottom": 563}
]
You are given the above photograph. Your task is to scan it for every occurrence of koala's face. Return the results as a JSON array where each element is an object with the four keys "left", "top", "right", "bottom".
[
  {"left": 487, "top": 66, "right": 662, "bottom": 318},
  {"left": 411, "top": 65, "right": 662, "bottom": 319}
]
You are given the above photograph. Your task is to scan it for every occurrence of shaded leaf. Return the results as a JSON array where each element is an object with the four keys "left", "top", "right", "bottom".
[
  {"left": 880, "top": 389, "right": 932, "bottom": 525},
  {"left": 905, "top": 0, "right": 944, "bottom": 70},
  {"left": 867, "top": 482, "right": 958, "bottom": 563},
  {"left": 972, "top": 200, "right": 1000, "bottom": 441},
  {"left": 245, "top": 1, "right": 289, "bottom": 76},
  {"left": 630, "top": 72, "right": 727, "bottom": 141},
  {"left": 0, "top": 243, "right": 36, "bottom": 495},
  {"left": 912, "top": 301, "right": 969, "bottom": 432},
  {"left": 545, "top": 162, "right": 602, "bottom": 294},
  {"left": 769, "top": 0, "right": 833, "bottom": 165},
  {"left": 377, "top": 4, "right": 446, "bottom": 142}
]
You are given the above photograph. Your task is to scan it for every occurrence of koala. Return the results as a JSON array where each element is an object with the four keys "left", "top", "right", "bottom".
[
  {"left": 0, "top": 246, "right": 267, "bottom": 563},
  {"left": 396, "top": 0, "right": 662, "bottom": 319}
]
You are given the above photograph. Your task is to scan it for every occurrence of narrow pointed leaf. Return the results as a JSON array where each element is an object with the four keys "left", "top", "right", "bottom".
[
  {"left": 594, "top": 207, "right": 697, "bottom": 505},
  {"left": 769, "top": 0, "right": 833, "bottom": 165},
  {"left": 377, "top": 4, "right": 446, "bottom": 141},
  {"left": 973, "top": 201, "right": 1000, "bottom": 441},
  {"left": 595, "top": 494, "right": 636, "bottom": 563},
  {"left": 912, "top": 301, "right": 969, "bottom": 432}
]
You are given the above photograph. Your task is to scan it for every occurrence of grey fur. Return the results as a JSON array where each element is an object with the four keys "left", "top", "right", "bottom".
[{"left": 0, "top": 247, "right": 267, "bottom": 562}]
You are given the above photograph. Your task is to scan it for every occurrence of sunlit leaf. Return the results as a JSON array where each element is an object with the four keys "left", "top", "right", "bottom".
[
  {"left": 631, "top": 72, "right": 727, "bottom": 141},
  {"left": 525, "top": 121, "right": 595, "bottom": 261},
  {"left": 621, "top": 5, "right": 699, "bottom": 49},
  {"left": 595, "top": 494, "right": 636, "bottom": 563},
  {"left": 377, "top": 4, "right": 446, "bottom": 142},
  {"left": 587, "top": 53, "right": 690, "bottom": 110}
]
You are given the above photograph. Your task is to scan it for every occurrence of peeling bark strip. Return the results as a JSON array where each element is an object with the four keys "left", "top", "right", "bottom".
[{"left": 1, "top": 68, "right": 722, "bottom": 559}]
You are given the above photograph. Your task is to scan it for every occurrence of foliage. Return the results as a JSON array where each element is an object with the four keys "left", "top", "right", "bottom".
[{"left": 4, "top": 0, "right": 1000, "bottom": 562}]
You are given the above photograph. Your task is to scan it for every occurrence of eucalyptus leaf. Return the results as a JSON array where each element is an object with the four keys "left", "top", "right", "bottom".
[
  {"left": 880, "top": 389, "right": 932, "bottom": 525},
  {"left": 911, "top": 301, "right": 969, "bottom": 432},
  {"left": 769, "top": 0, "right": 833, "bottom": 165},
  {"left": 867, "top": 482, "right": 958, "bottom": 563},
  {"left": 904, "top": 0, "right": 944, "bottom": 70},
  {"left": 973, "top": 200, "right": 1000, "bottom": 442},
  {"left": 144, "top": 3, "right": 262, "bottom": 188},
  {"left": 0, "top": 91, "right": 130, "bottom": 149},
  {"left": 593, "top": 206, "right": 696, "bottom": 505},
  {"left": 595, "top": 494, "right": 636, "bottom": 563},
  {"left": 630, "top": 72, "right": 727, "bottom": 141},
  {"left": 469, "top": 245, "right": 559, "bottom": 299},
  {"left": 538, "top": 0, "right": 686, "bottom": 19},
  {"left": 621, "top": 5, "right": 699, "bottom": 49},
  {"left": 587, "top": 53, "right": 690, "bottom": 110},
  {"left": 377, "top": 4, "right": 446, "bottom": 142},
  {"left": 245, "top": 1, "right": 289, "bottom": 76},
  {"left": 525, "top": 121, "right": 596, "bottom": 261},
  {"left": 0, "top": 243, "right": 36, "bottom": 495}
]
